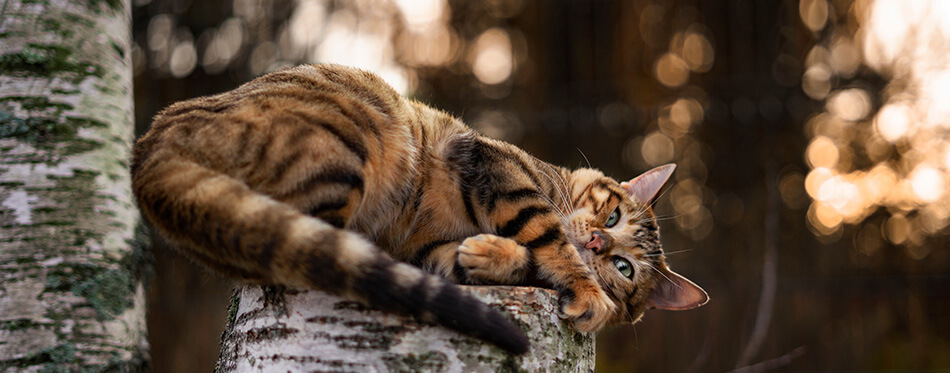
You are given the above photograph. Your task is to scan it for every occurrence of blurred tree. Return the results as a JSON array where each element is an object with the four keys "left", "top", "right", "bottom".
[{"left": 0, "top": 0, "right": 147, "bottom": 370}]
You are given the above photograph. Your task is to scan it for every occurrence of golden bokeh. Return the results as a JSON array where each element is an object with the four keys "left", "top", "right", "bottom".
[
  {"left": 802, "top": 0, "right": 950, "bottom": 248},
  {"left": 136, "top": 0, "right": 950, "bottom": 250},
  {"left": 800, "top": 0, "right": 829, "bottom": 32},
  {"left": 655, "top": 53, "right": 690, "bottom": 88},
  {"left": 471, "top": 28, "right": 513, "bottom": 85}
]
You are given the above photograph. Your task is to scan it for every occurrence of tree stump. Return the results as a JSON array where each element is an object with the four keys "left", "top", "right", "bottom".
[{"left": 216, "top": 285, "right": 595, "bottom": 372}]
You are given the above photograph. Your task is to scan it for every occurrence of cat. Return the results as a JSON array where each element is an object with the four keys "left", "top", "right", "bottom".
[{"left": 130, "top": 64, "right": 708, "bottom": 355}]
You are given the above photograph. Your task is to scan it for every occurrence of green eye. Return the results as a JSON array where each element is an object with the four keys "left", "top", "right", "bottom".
[
  {"left": 605, "top": 207, "right": 621, "bottom": 227},
  {"left": 613, "top": 257, "right": 633, "bottom": 278}
]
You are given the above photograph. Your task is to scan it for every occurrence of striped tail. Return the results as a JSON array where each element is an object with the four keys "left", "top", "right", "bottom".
[{"left": 131, "top": 154, "right": 530, "bottom": 354}]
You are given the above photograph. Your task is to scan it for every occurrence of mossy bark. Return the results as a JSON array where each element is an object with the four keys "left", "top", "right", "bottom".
[
  {"left": 0, "top": 0, "right": 147, "bottom": 371},
  {"left": 217, "top": 286, "right": 595, "bottom": 372}
]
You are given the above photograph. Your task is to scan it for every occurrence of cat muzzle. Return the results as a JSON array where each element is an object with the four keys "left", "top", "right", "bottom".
[{"left": 585, "top": 231, "right": 608, "bottom": 254}]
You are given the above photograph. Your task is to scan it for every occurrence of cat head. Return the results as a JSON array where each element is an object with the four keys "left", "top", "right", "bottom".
[{"left": 563, "top": 164, "right": 708, "bottom": 324}]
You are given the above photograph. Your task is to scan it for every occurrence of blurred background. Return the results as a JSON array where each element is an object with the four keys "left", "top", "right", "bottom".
[{"left": 131, "top": 0, "right": 950, "bottom": 371}]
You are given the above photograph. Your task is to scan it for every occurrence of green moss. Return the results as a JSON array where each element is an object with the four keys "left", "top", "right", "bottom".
[
  {"left": 0, "top": 95, "right": 88, "bottom": 147},
  {"left": 0, "top": 43, "right": 103, "bottom": 83},
  {"left": 70, "top": 268, "right": 134, "bottom": 320},
  {"left": 59, "top": 12, "right": 95, "bottom": 29},
  {"left": 261, "top": 285, "right": 289, "bottom": 317},
  {"left": 0, "top": 343, "right": 79, "bottom": 371},
  {"left": 0, "top": 342, "right": 147, "bottom": 372},
  {"left": 50, "top": 87, "right": 80, "bottom": 95},
  {"left": 64, "top": 116, "right": 108, "bottom": 128},
  {"left": 5, "top": 96, "right": 74, "bottom": 112},
  {"left": 44, "top": 263, "right": 99, "bottom": 292},
  {"left": 109, "top": 41, "right": 125, "bottom": 59},
  {"left": 0, "top": 111, "right": 72, "bottom": 143},
  {"left": 121, "top": 222, "right": 155, "bottom": 288},
  {"left": 499, "top": 354, "right": 527, "bottom": 373},
  {"left": 40, "top": 344, "right": 78, "bottom": 371},
  {"left": 0, "top": 318, "right": 44, "bottom": 331},
  {"left": 45, "top": 275, "right": 65, "bottom": 291},
  {"left": 62, "top": 138, "right": 105, "bottom": 156},
  {"left": 572, "top": 330, "right": 588, "bottom": 346},
  {"left": 226, "top": 290, "right": 241, "bottom": 327},
  {"left": 40, "top": 16, "right": 70, "bottom": 39}
]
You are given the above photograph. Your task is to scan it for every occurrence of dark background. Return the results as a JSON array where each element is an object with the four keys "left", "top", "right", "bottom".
[{"left": 132, "top": 0, "right": 950, "bottom": 371}]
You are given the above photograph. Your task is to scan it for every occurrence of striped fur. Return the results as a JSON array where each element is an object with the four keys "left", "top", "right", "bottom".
[{"left": 131, "top": 64, "right": 705, "bottom": 355}]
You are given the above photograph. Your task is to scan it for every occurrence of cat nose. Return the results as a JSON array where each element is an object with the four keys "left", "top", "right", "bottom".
[{"left": 585, "top": 232, "right": 605, "bottom": 254}]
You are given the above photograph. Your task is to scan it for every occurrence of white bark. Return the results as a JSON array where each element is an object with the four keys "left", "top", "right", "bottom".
[
  {"left": 218, "top": 285, "right": 595, "bottom": 372},
  {"left": 0, "top": 0, "right": 146, "bottom": 371}
]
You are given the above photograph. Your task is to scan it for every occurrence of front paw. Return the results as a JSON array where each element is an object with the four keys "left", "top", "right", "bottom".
[
  {"left": 559, "top": 283, "right": 615, "bottom": 332},
  {"left": 458, "top": 234, "right": 528, "bottom": 283}
]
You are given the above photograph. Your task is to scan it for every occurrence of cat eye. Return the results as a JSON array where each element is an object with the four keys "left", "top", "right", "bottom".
[
  {"left": 612, "top": 257, "right": 633, "bottom": 278},
  {"left": 605, "top": 207, "right": 621, "bottom": 228}
]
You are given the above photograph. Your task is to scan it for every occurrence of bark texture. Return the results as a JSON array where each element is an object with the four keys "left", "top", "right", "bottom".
[
  {"left": 218, "top": 285, "right": 595, "bottom": 372},
  {"left": 0, "top": 0, "right": 146, "bottom": 371}
]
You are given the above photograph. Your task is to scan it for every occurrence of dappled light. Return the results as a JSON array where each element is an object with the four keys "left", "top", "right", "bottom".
[
  {"left": 803, "top": 0, "right": 950, "bottom": 248},
  {"left": 129, "top": 0, "right": 950, "bottom": 371}
]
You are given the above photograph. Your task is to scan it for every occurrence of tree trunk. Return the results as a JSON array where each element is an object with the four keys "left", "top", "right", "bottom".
[
  {"left": 0, "top": 0, "right": 147, "bottom": 371},
  {"left": 218, "top": 285, "right": 595, "bottom": 372}
]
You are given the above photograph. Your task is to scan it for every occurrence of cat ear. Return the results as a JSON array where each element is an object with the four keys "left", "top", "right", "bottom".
[
  {"left": 647, "top": 269, "right": 708, "bottom": 311},
  {"left": 621, "top": 164, "right": 676, "bottom": 204}
]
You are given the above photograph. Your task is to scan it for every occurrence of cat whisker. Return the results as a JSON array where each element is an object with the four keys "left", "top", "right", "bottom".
[
  {"left": 576, "top": 148, "right": 592, "bottom": 169},
  {"left": 639, "top": 214, "right": 679, "bottom": 225},
  {"left": 556, "top": 169, "right": 577, "bottom": 216},
  {"left": 631, "top": 185, "right": 674, "bottom": 220},
  {"left": 538, "top": 163, "right": 574, "bottom": 216},
  {"left": 529, "top": 177, "right": 568, "bottom": 220},
  {"left": 544, "top": 163, "right": 575, "bottom": 215},
  {"left": 650, "top": 185, "right": 673, "bottom": 209},
  {"left": 537, "top": 193, "right": 568, "bottom": 220},
  {"left": 643, "top": 261, "right": 682, "bottom": 289},
  {"left": 631, "top": 200, "right": 650, "bottom": 220},
  {"left": 644, "top": 249, "right": 693, "bottom": 257}
]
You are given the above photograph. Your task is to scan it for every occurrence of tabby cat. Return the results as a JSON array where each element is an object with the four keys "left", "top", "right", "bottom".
[{"left": 131, "top": 64, "right": 707, "bottom": 355}]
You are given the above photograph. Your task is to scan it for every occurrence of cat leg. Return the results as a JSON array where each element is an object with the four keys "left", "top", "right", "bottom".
[
  {"left": 488, "top": 207, "right": 615, "bottom": 332},
  {"left": 533, "top": 240, "right": 614, "bottom": 332},
  {"left": 442, "top": 133, "right": 614, "bottom": 331},
  {"left": 457, "top": 234, "right": 529, "bottom": 284},
  {"left": 410, "top": 235, "right": 528, "bottom": 284}
]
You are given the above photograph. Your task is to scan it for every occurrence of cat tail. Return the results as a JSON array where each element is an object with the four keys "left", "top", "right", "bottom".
[{"left": 131, "top": 153, "right": 530, "bottom": 354}]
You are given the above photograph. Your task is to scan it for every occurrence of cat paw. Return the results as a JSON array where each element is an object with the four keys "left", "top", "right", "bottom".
[
  {"left": 458, "top": 234, "right": 528, "bottom": 284},
  {"left": 558, "top": 283, "right": 615, "bottom": 332}
]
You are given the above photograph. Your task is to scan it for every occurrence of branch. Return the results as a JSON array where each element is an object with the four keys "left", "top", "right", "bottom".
[
  {"left": 736, "top": 167, "right": 780, "bottom": 367},
  {"left": 730, "top": 346, "right": 807, "bottom": 373}
]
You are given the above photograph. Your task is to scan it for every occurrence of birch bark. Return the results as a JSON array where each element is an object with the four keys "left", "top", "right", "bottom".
[
  {"left": 218, "top": 286, "right": 595, "bottom": 372},
  {"left": 0, "top": 0, "right": 147, "bottom": 370}
]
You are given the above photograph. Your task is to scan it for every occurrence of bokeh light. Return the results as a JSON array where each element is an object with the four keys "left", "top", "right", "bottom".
[
  {"left": 802, "top": 0, "right": 950, "bottom": 249},
  {"left": 655, "top": 53, "right": 690, "bottom": 88},
  {"left": 129, "top": 1, "right": 950, "bottom": 370},
  {"left": 472, "top": 28, "right": 513, "bottom": 85}
]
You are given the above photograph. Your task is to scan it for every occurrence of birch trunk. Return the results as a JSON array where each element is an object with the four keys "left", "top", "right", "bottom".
[
  {"left": 218, "top": 286, "right": 595, "bottom": 372},
  {"left": 0, "top": 0, "right": 147, "bottom": 371}
]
